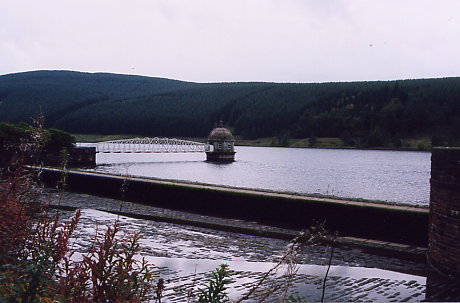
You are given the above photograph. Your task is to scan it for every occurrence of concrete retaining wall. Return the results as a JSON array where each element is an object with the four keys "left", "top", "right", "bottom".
[
  {"left": 1, "top": 147, "right": 96, "bottom": 168},
  {"left": 39, "top": 167, "right": 429, "bottom": 246},
  {"left": 33, "top": 147, "right": 96, "bottom": 168},
  {"left": 429, "top": 147, "right": 460, "bottom": 278}
]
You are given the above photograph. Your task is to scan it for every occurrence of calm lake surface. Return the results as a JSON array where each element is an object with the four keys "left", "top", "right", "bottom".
[{"left": 88, "top": 146, "right": 431, "bottom": 206}]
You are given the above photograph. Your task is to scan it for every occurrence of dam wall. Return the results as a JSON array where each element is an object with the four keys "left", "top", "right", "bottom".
[{"left": 39, "top": 167, "right": 429, "bottom": 246}]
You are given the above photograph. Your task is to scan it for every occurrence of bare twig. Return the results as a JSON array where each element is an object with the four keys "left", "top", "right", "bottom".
[
  {"left": 321, "top": 246, "right": 335, "bottom": 302},
  {"left": 118, "top": 165, "right": 131, "bottom": 216},
  {"left": 235, "top": 227, "right": 328, "bottom": 303}
]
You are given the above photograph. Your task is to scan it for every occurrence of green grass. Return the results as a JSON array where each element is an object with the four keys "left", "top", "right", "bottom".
[
  {"left": 400, "top": 136, "right": 432, "bottom": 151},
  {"left": 73, "top": 134, "right": 142, "bottom": 143}
]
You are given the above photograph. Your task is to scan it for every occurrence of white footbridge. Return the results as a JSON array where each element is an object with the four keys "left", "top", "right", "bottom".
[{"left": 81, "top": 137, "right": 210, "bottom": 153}]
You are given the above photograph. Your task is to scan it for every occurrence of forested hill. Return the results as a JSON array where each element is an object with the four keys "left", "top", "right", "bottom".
[
  {"left": 1, "top": 70, "right": 460, "bottom": 148},
  {"left": 0, "top": 70, "right": 195, "bottom": 126}
]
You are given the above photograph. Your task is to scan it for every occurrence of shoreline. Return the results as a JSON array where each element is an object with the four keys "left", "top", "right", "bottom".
[{"left": 74, "top": 134, "right": 434, "bottom": 152}]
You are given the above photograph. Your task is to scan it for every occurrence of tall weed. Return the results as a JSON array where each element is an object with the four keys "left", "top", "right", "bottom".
[{"left": 0, "top": 118, "right": 156, "bottom": 302}]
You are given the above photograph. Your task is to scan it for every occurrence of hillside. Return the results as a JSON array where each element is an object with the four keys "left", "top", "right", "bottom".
[
  {"left": 1, "top": 70, "right": 460, "bottom": 148},
  {"left": 0, "top": 70, "right": 195, "bottom": 127}
]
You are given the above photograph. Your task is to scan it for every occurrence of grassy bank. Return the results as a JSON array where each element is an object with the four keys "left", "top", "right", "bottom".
[
  {"left": 74, "top": 134, "right": 432, "bottom": 151},
  {"left": 74, "top": 133, "right": 142, "bottom": 142},
  {"left": 236, "top": 136, "right": 432, "bottom": 151}
]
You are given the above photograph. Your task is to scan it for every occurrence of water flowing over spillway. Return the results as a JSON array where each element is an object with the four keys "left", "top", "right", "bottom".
[
  {"left": 68, "top": 208, "right": 428, "bottom": 302},
  {"left": 89, "top": 146, "right": 430, "bottom": 206}
]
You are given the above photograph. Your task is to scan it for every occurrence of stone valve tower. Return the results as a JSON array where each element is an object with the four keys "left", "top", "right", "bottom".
[{"left": 206, "top": 121, "right": 236, "bottom": 162}]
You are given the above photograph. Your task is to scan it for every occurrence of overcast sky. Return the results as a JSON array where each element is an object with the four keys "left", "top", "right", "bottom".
[{"left": 1, "top": 0, "right": 459, "bottom": 83}]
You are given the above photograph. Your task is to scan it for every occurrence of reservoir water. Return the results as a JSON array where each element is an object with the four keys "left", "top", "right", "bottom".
[{"left": 88, "top": 146, "right": 431, "bottom": 206}]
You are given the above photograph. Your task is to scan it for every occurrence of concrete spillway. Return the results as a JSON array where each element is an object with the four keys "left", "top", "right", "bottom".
[{"left": 38, "top": 167, "right": 428, "bottom": 246}]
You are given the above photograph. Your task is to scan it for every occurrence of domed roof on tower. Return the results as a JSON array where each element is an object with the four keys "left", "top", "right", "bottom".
[{"left": 207, "top": 121, "right": 234, "bottom": 142}]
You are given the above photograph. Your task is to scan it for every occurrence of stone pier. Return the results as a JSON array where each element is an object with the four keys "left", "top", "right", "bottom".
[{"left": 428, "top": 147, "right": 460, "bottom": 278}]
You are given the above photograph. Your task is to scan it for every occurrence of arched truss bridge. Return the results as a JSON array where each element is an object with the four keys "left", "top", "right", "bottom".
[{"left": 94, "top": 137, "right": 210, "bottom": 153}]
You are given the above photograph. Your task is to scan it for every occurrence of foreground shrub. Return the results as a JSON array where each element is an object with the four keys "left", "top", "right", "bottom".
[
  {"left": 198, "top": 264, "right": 232, "bottom": 303},
  {"left": 0, "top": 162, "right": 78, "bottom": 302},
  {"left": 0, "top": 152, "right": 155, "bottom": 302},
  {"left": 58, "top": 223, "right": 154, "bottom": 302}
]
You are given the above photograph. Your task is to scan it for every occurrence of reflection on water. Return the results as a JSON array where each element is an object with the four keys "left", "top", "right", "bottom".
[
  {"left": 149, "top": 256, "right": 427, "bottom": 302},
  {"left": 73, "top": 208, "right": 429, "bottom": 302},
  {"left": 89, "top": 146, "right": 430, "bottom": 206}
]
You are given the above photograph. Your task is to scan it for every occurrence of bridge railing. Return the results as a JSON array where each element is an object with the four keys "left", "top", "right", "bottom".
[{"left": 87, "top": 137, "right": 210, "bottom": 153}]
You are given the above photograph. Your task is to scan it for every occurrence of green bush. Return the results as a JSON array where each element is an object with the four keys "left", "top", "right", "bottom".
[
  {"left": 0, "top": 122, "right": 75, "bottom": 153},
  {"left": 198, "top": 264, "right": 232, "bottom": 303},
  {"left": 42, "top": 128, "right": 76, "bottom": 152}
]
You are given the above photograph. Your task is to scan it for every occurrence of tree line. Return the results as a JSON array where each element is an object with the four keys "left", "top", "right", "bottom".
[{"left": 0, "top": 122, "right": 75, "bottom": 153}]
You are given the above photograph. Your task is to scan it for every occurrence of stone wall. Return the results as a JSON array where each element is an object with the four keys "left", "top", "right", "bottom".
[
  {"left": 429, "top": 147, "right": 460, "bottom": 278},
  {"left": 0, "top": 147, "right": 96, "bottom": 169},
  {"left": 29, "top": 147, "right": 96, "bottom": 168},
  {"left": 65, "top": 147, "right": 96, "bottom": 168}
]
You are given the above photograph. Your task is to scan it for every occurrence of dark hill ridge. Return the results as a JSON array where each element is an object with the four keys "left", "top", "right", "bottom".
[
  {"left": 1, "top": 70, "right": 460, "bottom": 147},
  {"left": 0, "top": 70, "right": 196, "bottom": 126}
]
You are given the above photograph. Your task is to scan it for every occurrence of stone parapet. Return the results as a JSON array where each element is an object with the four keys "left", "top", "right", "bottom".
[{"left": 429, "top": 147, "right": 460, "bottom": 278}]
